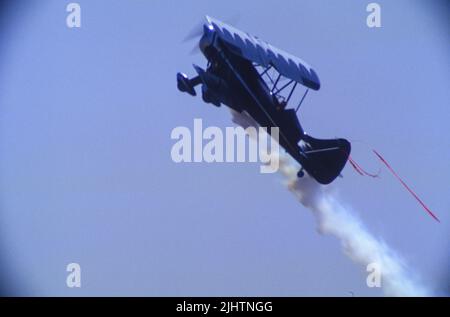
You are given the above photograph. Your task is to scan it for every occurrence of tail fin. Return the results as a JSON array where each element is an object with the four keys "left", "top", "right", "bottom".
[{"left": 299, "top": 135, "right": 351, "bottom": 184}]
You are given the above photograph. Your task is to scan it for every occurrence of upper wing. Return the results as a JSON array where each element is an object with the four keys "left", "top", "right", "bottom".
[{"left": 206, "top": 16, "right": 321, "bottom": 90}]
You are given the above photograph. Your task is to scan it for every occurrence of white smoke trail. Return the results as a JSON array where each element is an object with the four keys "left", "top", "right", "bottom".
[
  {"left": 230, "top": 110, "right": 430, "bottom": 296},
  {"left": 279, "top": 156, "right": 430, "bottom": 296}
]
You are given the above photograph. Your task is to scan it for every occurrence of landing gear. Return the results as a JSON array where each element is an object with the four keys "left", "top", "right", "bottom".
[
  {"left": 201, "top": 86, "right": 221, "bottom": 107},
  {"left": 176, "top": 67, "right": 222, "bottom": 108},
  {"left": 177, "top": 73, "right": 200, "bottom": 96},
  {"left": 297, "top": 168, "right": 305, "bottom": 178}
]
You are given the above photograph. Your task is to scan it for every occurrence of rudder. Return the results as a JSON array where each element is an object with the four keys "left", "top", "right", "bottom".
[{"left": 298, "top": 135, "right": 351, "bottom": 185}]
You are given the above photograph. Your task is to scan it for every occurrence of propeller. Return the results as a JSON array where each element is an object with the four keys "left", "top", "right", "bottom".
[
  {"left": 188, "top": 44, "right": 201, "bottom": 56},
  {"left": 182, "top": 20, "right": 205, "bottom": 43},
  {"left": 182, "top": 19, "right": 204, "bottom": 55},
  {"left": 182, "top": 14, "right": 241, "bottom": 55},
  {"left": 223, "top": 13, "right": 241, "bottom": 28}
]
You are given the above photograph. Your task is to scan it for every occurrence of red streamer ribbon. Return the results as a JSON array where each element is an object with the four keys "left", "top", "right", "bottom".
[{"left": 372, "top": 150, "right": 440, "bottom": 223}]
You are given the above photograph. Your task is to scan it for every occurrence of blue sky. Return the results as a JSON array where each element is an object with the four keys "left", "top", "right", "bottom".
[{"left": 0, "top": 0, "right": 448, "bottom": 296}]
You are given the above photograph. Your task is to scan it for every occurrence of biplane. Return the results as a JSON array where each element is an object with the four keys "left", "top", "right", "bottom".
[{"left": 177, "top": 16, "right": 351, "bottom": 184}]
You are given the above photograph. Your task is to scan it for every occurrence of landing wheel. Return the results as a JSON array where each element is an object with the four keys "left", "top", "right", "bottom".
[
  {"left": 202, "top": 87, "right": 221, "bottom": 107},
  {"left": 297, "top": 169, "right": 305, "bottom": 178},
  {"left": 177, "top": 73, "right": 196, "bottom": 96}
]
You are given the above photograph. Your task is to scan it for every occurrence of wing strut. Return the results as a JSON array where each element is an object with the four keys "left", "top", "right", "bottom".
[
  {"left": 271, "top": 74, "right": 282, "bottom": 93},
  {"left": 295, "top": 89, "right": 309, "bottom": 113},
  {"left": 286, "top": 82, "right": 298, "bottom": 103},
  {"left": 217, "top": 47, "right": 297, "bottom": 154}
]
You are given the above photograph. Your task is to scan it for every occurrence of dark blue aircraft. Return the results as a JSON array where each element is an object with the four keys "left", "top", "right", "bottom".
[{"left": 177, "top": 16, "right": 350, "bottom": 184}]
